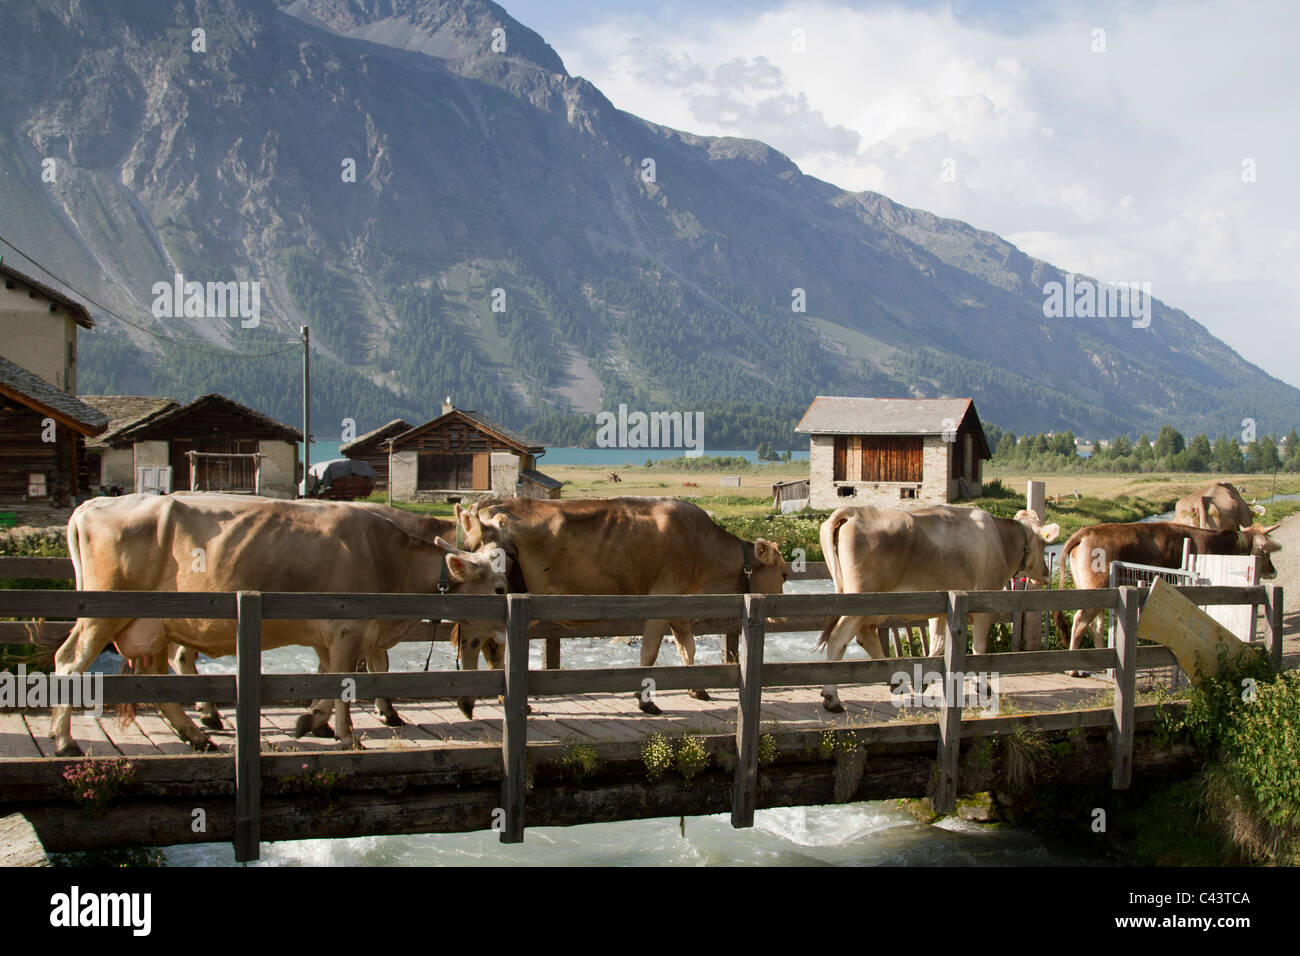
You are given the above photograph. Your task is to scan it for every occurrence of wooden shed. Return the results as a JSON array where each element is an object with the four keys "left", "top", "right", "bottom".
[
  {"left": 0, "top": 355, "right": 107, "bottom": 507},
  {"left": 82, "top": 393, "right": 302, "bottom": 498},
  {"left": 795, "top": 396, "right": 990, "bottom": 510},
  {"left": 339, "top": 419, "right": 411, "bottom": 491},
  {"left": 389, "top": 400, "right": 559, "bottom": 503}
]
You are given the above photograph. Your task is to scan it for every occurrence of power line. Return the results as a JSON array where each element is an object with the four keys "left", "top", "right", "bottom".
[{"left": 0, "top": 233, "right": 302, "bottom": 359}]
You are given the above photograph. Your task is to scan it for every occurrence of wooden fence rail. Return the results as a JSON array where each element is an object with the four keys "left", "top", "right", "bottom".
[{"left": 0, "top": 583, "right": 1285, "bottom": 861}]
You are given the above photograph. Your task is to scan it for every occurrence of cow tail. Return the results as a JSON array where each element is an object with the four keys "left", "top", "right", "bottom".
[
  {"left": 816, "top": 511, "right": 852, "bottom": 649},
  {"left": 1053, "top": 527, "right": 1086, "bottom": 640}
]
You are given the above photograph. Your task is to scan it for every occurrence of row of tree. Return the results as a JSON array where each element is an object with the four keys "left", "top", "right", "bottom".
[{"left": 989, "top": 423, "right": 1300, "bottom": 473}]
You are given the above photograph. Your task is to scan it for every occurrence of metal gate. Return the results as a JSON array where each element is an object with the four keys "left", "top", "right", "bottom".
[{"left": 1107, "top": 560, "right": 1196, "bottom": 690}]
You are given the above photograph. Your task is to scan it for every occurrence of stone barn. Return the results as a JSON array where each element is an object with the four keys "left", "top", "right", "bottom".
[
  {"left": 389, "top": 400, "right": 559, "bottom": 503},
  {"left": 795, "top": 396, "right": 990, "bottom": 510}
]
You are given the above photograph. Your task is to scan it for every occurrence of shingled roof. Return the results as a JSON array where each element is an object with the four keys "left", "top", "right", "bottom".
[
  {"left": 795, "top": 396, "right": 990, "bottom": 457},
  {"left": 0, "top": 261, "right": 95, "bottom": 329},
  {"left": 340, "top": 419, "right": 412, "bottom": 456},
  {"left": 112, "top": 393, "right": 302, "bottom": 444},
  {"left": 393, "top": 408, "right": 544, "bottom": 453},
  {"left": 81, "top": 395, "right": 180, "bottom": 449},
  {"left": 0, "top": 355, "right": 107, "bottom": 434}
]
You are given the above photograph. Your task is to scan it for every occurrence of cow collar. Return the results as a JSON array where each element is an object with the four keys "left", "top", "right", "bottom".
[
  {"left": 1237, "top": 530, "right": 1250, "bottom": 552},
  {"left": 741, "top": 541, "right": 754, "bottom": 593},
  {"left": 1013, "top": 521, "right": 1032, "bottom": 576}
]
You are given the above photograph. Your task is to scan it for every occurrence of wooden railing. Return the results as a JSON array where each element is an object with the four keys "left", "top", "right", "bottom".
[{"left": 0, "top": 581, "right": 1285, "bottom": 861}]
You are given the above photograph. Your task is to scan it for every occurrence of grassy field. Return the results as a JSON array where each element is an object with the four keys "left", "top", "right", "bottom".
[{"left": 366, "top": 464, "right": 1300, "bottom": 562}]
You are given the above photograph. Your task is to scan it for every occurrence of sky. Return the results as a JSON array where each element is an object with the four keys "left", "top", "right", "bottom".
[{"left": 502, "top": 0, "right": 1300, "bottom": 389}]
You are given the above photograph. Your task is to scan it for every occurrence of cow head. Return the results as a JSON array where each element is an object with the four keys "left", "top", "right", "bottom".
[
  {"left": 1240, "top": 523, "right": 1283, "bottom": 579},
  {"left": 434, "top": 537, "right": 510, "bottom": 717},
  {"left": 747, "top": 538, "right": 790, "bottom": 594},
  {"left": 1012, "top": 510, "right": 1061, "bottom": 584}
]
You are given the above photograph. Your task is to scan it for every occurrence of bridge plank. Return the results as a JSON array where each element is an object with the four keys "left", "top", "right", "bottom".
[{"left": 0, "top": 714, "right": 42, "bottom": 758}]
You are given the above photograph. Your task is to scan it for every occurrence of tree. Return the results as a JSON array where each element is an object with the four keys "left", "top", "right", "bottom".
[
  {"left": 1153, "top": 425, "right": 1186, "bottom": 459},
  {"left": 1211, "top": 434, "right": 1243, "bottom": 472}
]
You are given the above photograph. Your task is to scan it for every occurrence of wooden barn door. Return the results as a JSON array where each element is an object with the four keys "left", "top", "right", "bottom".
[{"left": 472, "top": 453, "right": 491, "bottom": 490}]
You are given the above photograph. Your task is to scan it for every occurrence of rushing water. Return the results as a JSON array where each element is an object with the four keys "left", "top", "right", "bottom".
[{"left": 158, "top": 580, "right": 1111, "bottom": 867}]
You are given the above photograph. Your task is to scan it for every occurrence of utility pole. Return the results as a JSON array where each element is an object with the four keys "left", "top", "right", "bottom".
[{"left": 301, "top": 325, "right": 310, "bottom": 497}]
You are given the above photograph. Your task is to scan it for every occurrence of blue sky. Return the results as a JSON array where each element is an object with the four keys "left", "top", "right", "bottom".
[{"left": 499, "top": 0, "right": 1300, "bottom": 393}]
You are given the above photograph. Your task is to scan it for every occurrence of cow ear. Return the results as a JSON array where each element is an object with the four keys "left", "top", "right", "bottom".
[
  {"left": 753, "top": 539, "right": 779, "bottom": 565},
  {"left": 457, "top": 504, "right": 477, "bottom": 538},
  {"left": 445, "top": 554, "right": 471, "bottom": 581},
  {"left": 1038, "top": 523, "right": 1061, "bottom": 543}
]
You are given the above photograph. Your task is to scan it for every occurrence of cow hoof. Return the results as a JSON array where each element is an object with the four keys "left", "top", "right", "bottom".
[
  {"left": 457, "top": 698, "right": 475, "bottom": 720},
  {"left": 311, "top": 724, "right": 336, "bottom": 738},
  {"left": 381, "top": 712, "right": 405, "bottom": 728},
  {"left": 192, "top": 736, "right": 217, "bottom": 753},
  {"left": 822, "top": 700, "right": 846, "bottom": 714},
  {"left": 201, "top": 714, "right": 224, "bottom": 730},
  {"left": 688, "top": 688, "right": 711, "bottom": 701},
  {"left": 638, "top": 700, "right": 663, "bottom": 716},
  {"left": 1067, "top": 669, "right": 1092, "bottom": 679},
  {"left": 295, "top": 714, "right": 335, "bottom": 739},
  {"left": 55, "top": 742, "right": 84, "bottom": 758}
]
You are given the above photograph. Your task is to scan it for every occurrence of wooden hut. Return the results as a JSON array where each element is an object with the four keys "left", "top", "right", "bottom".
[
  {"left": 795, "top": 396, "right": 990, "bottom": 510},
  {"left": 0, "top": 355, "right": 107, "bottom": 508},
  {"left": 82, "top": 393, "right": 302, "bottom": 498},
  {"left": 339, "top": 419, "right": 411, "bottom": 491},
  {"left": 389, "top": 400, "right": 559, "bottom": 503}
]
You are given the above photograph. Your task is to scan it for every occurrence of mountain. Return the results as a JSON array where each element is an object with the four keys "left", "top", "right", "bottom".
[{"left": 0, "top": 0, "right": 1295, "bottom": 448}]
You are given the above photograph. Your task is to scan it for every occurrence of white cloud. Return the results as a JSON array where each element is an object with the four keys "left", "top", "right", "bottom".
[{"left": 552, "top": 0, "right": 1300, "bottom": 389}]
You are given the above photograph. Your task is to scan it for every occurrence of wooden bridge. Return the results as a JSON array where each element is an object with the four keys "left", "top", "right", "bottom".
[{"left": 0, "top": 557, "right": 1285, "bottom": 862}]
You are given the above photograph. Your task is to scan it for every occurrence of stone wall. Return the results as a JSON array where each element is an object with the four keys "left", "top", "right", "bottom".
[
  {"left": 258, "top": 441, "right": 298, "bottom": 499},
  {"left": 809, "top": 433, "right": 959, "bottom": 510}
]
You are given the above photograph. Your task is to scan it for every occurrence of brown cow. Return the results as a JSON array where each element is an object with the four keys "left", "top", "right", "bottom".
[
  {"left": 54, "top": 494, "right": 507, "bottom": 756},
  {"left": 1174, "top": 482, "right": 1265, "bottom": 530},
  {"left": 1054, "top": 520, "right": 1281, "bottom": 663},
  {"left": 816, "top": 505, "right": 1061, "bottom": 712},
  {"left": 456, "top": 495, "right": 789, "bottom": 715}
]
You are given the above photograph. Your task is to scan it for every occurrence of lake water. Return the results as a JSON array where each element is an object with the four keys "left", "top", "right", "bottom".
[
  {"left": 300, "top": 444, "right": 809, "bottom": 469},
  {"left": 159, "top": 579, "right": 1109, "bottom": 868}
]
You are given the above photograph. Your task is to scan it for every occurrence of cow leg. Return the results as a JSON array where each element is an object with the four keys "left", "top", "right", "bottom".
[
  {"left": 636, "top": 619, "right": 671, "bottom": 715},
  {"left": 295, "top": 634, "right": 361, "bottom": 746},
  {"left": 365, "top": 647, "right": 404, "bottom": 727},
  {"left": 52, "top": 619, "right": 125, "bottom": 757},
  {"left": 670, "top": 621, "right": 709, "bottom": 701},
  {"left": 170, "top": 644, "right": 224, "bottom": 730},
  {"left": 1067, "top": 608, "right": 1105, "bottom": 677},
  {"left": 821, "top": 615, "right": 877, "bottom": 713},
  {"left": 309, "top": 648, "right": 336, "bottom": 737},
  {"left": 971, "top": 612, "right": 995, "bottom": 655},
  {"left": 928, "top": 616, "right": 947, "bottom": 657},
  {"left": 479, "top": 630, "right": 530, "bottom": 714},
  {"left": 147, "top": 645, "right": 216, "bottom": 752}
]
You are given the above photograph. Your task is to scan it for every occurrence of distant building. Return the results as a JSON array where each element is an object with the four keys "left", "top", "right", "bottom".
[
  {"left": 795, "top": 396, "right": 991, "bottom": 510},
  {"left": 389, "top": 399, "right": 559, "bottom": 503},
  {"left": 83, "top": 393, "right": 302, "bottom": 497},
  {"left": 0, "top": 355, "right": 107, "bottom": 507},
  {"left": 339, "top": 419, "right": 411, "bottom": 492},
  {"left": 0, "top": 260, "right": 94, "bottom": 394}
]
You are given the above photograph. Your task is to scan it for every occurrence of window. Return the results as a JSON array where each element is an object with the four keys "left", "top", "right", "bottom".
[
  {"left": 27, "top": 473, "right": 47, "bottom": 498},
  {"left": 900, "top": 487, "right": 917, "bottom": 499}
]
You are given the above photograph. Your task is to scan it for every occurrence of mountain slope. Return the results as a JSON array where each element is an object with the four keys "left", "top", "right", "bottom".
[{"left": 0, "top": 0, "right": 1294, "bottom": 446}]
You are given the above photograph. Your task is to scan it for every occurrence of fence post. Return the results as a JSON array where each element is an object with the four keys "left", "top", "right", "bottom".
[
  {"left": 1010, "top": 577, "right": 1023, "bottom": 652},
  {"left": 934, "top": 590, "right": 967, "bottom": 814},
  {"left": 500, "top": 594, "right": 530, "bottom": 844},
  {"left": 1267, "top": 585, "right": 1284, "bottom": 673},
  {"left": 1112, "top": 586, "right": 1138, "bottom": 789},
  {"left": 731, "top": 593, "right": 766, "bottom": 828},
  {"left": 234, "top": 590, "right": 262, "bottom": 863},
  {"left": 544, "top": 636, "right": 561, "bottom": 669}
]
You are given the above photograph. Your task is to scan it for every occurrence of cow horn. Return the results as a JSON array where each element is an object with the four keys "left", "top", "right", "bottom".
[{"left": 434, "top": 536, "right": 468, "bottom": 554}]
